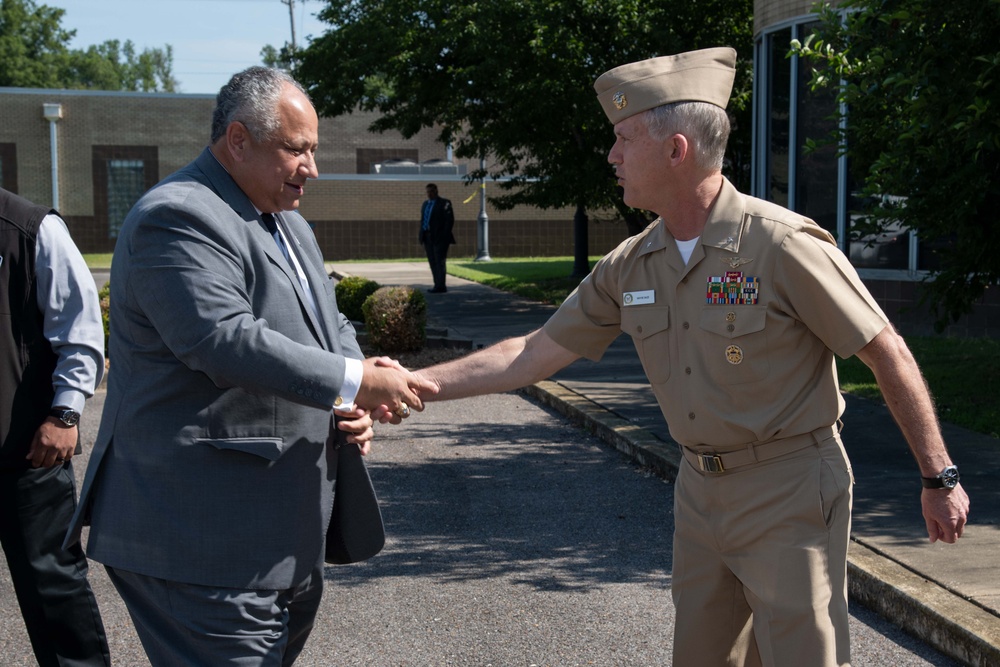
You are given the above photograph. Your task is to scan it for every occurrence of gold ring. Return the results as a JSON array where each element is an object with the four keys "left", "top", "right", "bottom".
[{"left": 394, "top": 402, "right": 411, "bottom": 418}]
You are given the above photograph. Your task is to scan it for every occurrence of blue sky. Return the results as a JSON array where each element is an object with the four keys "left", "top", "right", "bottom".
[{"left": 49, "top": 0, "right": 328, "bottom": 94}]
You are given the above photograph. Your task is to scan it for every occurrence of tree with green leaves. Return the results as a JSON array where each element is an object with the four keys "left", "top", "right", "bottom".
[
  {"left": 70, "top": 39, "right": 178, "bottom": 92},
  {"left": 0, "top": 0, "right": 177, "bottom": 91},
  {"left": 794, "top": 0, "right": 1000, "bottom": 330},
  {"left": 294, "top": 0, "right": 752, "bottom": 272},
  {"left": 260, "top": 43, "right": 296, "bottom": 73}
]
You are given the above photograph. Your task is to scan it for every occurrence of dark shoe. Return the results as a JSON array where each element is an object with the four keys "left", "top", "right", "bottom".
[{"left": 427, "top": 287, "right": 447, "bottom": 293}]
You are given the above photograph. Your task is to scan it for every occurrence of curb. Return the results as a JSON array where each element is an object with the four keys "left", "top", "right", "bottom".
[
  {"left": 520, "top": 379, "right": 1000, "bottom": 667},
  {"left": 848, "top": 539, "right": 1000, "bottom": 666}
]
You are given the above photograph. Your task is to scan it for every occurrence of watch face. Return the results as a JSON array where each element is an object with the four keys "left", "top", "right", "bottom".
[
  {"left": 941, "top": 466, "right": 960, "bottom": 488},
  {"left": 52, "top": 409, "right": 80, "bottom": 426}
]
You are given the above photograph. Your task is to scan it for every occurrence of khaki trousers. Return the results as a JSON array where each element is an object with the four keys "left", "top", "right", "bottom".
[{"left": 672, "top": 432, "right": 853, "bottom": 667}]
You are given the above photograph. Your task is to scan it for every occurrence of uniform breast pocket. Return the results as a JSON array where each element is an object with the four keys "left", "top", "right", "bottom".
[
  {"left": 698, "top": 307, "right": 769, "bottom": 385},
  {"left": 620, "top": 306, "right": 671, "bottom": 384}
]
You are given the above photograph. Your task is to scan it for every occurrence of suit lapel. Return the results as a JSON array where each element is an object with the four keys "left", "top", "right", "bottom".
[
  {"left": 271, "top": 213, "right": 334, "bottom": 350},
  {"left": 274, "top": 213, "right": 342, "bottom": 352},
  {"left": 192, "top": 149, "right": 335, "bottom": 351}
]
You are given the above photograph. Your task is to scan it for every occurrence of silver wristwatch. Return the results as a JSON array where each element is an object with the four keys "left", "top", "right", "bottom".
[{"left": 921, "top": 465, "right": 959, "bottom": 489}]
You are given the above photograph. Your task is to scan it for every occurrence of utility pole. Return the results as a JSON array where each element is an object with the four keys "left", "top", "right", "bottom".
[
  {"left": 475, "top": 157, "right": 491, "bottom": 262},
  {"left": 281, "top": 0, "right": 297, "bottom": 52}
]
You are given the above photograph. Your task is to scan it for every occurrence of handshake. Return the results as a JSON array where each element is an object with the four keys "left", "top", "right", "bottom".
[{"left": 353, "top": 356, "right": 439, "bottom": 425}]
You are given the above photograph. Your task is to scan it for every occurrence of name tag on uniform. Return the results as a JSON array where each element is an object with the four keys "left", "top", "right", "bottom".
[{"left": 622, "top": 289, "right": 655, "bottom": 306}]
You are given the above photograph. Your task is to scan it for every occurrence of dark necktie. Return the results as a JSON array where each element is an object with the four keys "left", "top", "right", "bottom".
[{"left": 262, "top": 213, "right": 292, "bottom": 265}]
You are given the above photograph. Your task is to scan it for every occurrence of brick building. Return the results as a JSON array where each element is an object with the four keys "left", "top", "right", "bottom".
[{"left": 0, "top": 87, "right": 625, "bottom": 260}]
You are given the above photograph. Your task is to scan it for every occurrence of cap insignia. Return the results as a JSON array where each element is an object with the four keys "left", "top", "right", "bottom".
[{"left": 612, "top": 91, "right": 628, "bottom": 110}]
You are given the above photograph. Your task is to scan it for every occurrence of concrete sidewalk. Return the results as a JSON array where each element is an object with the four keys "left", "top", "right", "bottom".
[{"left": 331, "top": 260, "right": 1000, "bottom": 667}]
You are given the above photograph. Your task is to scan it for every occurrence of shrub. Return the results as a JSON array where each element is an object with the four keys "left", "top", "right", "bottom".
[
  {"left": 361, "top": 286, "right": 427, "bottom": 353},
  {"left": 98, "top": 281, "right": 110, "bottom": 358},
  {"left": 335, "top": 275, "right": 380, "bottom": 323}
]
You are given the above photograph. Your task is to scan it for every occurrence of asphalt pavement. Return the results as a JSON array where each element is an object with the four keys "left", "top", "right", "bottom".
[
  {"left": 0, "top": 388, "right": 967, "bottom": 666},
  {"left": 0, "top": 264, "right": 993, "bottom": 665},
  {"left": 328, "top": 261, "right": 1000, "bottom": 667}
]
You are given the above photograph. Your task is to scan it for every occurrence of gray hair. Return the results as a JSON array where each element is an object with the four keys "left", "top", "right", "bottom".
[
  {"left": 643, "top": 101, "right": 731, "bottom": 171},
  {"left": 210, "top": 67, "right": 309, "bottom": 144}
]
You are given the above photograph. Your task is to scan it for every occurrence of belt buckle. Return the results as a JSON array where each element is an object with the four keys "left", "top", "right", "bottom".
[{"left": 698, "top": 454, "right": 725, "bottom": 473}]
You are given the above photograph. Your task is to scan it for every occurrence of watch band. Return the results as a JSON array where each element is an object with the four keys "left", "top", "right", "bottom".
[
  {"left": 48, "top": 408, "right": 80, "bottom": 427},
  {"left": 921, "top": 465, "right": 959, "bottom": 489}
]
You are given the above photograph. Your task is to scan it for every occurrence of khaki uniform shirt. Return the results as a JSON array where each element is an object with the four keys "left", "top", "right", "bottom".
[{"left": 544, "top": 177, "right": 889, "bottom": 449}]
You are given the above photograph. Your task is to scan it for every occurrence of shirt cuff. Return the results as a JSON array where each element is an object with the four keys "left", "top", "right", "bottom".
[
  {"left": 51, "top": 389, "right": 87, "bottom": 414},
  {"left": 335, "top": 357, "right": 363, "bottom": 411}
]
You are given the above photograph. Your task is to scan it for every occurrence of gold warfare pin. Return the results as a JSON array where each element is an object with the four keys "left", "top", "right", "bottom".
[{"left": 725, "top": 345, "right": 744, "bottom": 365}]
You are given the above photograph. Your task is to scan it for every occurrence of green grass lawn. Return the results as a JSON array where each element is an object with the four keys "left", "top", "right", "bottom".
[
  {"left": 836, "top": 337, "right": 1000, "bottom": 438},
  {"left": 449, "top": 256, "right": 603, "bottom": 305},
  {"left": 447, "top": 257, "right": 999, "bottom": 439},
  {"left": 83, "top": 253, "right": 114, "bottom": 269}
]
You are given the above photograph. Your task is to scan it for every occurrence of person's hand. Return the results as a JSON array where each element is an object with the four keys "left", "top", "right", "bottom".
[
  {"left": 372, "top": 356, "right": 406, "bottom": 372},
  {"left": 369, "top": 357, "right": 413, "bottom": 425},
  {"left": 335, "top": 407, "right": 375, "bottom": 455},
  {"left": 356, "top": 357, "right": 437, "bottom": 416},
  {"left": 25, "top": 419, "right": 77, "bottom": 468},
  {"left": 370, "top": 404, "right": 403, "bottom": 425},
  {"left": 921, "top": 483, "right": 970, "bottom": 543}
]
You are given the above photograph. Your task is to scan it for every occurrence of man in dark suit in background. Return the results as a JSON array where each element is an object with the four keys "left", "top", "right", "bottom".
[
  {"left": 419, "top": 183, "right": 455, "bottom": 293},
  {"left": 65, "top": 66, "right": 434, "bottom": 666}
]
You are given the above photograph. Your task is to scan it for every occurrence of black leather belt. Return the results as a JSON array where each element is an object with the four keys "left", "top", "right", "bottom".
[{"left": 682, "top": 423, "right": 841, "bottom": 474}]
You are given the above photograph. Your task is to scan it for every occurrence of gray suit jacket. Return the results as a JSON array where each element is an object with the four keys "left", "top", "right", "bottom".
[{"left": 66, "top": 148, "right": 373, "bottom": 589}]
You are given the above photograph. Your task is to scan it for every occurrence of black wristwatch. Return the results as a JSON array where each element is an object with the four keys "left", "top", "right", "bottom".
[
  {"left": 49, "top": 407, "right": 80, "bottom": 427},
  {"left": 921, "top": 465, "right": 960, "bottom": 489}
]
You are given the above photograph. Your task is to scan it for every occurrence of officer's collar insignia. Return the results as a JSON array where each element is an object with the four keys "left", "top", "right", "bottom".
[{"left": 722, "top": 256, "right": 753, "bottom": 269}]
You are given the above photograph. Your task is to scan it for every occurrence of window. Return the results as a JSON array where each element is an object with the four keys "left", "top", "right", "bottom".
[
  {"left": 847, "top": 194, "right": 911, "bottom": 271},
  {"left": 106, "top": 159, "right": 145, "bottom": 238},
  {"left": 755, "top": 17, "right": 931, "bottom": 275},
  {"left": 0, "top": 143, "right": 17, "bottom": 192},
  {"left": 764, "top": 28, "right": 792, "bottom": 208},
  {"left": 794, "top": 21, "right": 840, "bottom": 236},
  {"left": 93, "top": 146, "right": 158, "bottom": 239}
]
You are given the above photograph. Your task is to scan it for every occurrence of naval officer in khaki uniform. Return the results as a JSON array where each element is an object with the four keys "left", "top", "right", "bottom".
[{"left": 411, "top": 47, "right": 970, "bottom": 666}]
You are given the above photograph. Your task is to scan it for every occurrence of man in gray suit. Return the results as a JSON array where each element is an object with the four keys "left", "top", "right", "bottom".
[{"left": 64, "top": 67, "right": 433, "bottom": 666}]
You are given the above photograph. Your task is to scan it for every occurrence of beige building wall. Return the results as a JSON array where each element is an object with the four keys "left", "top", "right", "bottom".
[
  {"left": 754, "top": 0, "right": 848, "bottom": 34},
  {"left": 754, "top": 0, "right": 819, "bottom": 33},
  {"left": 0, "top": 87, "right": 625, "bottom": 258}
]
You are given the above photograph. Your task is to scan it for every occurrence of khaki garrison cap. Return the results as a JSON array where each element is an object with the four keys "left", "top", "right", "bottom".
[{"left": 594, "top": 47, "right": 737, "bottom": 124}]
